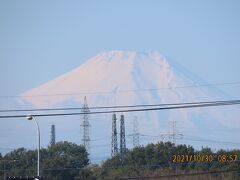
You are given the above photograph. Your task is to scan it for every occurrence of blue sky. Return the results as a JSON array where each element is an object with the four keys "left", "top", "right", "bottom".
[{"left": 0, "top": 0, "right": 240, "bottom": 103}]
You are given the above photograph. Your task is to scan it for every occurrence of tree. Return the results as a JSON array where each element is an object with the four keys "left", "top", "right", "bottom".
[
  {"left": 43, "top": 141, "right": 89, "bottom": 180},
  {"left": 99, "top": 142, "right": 240, "bottom": 179},
  {"left": 1, "top": 141, "right": 89, "bottom": 180}
]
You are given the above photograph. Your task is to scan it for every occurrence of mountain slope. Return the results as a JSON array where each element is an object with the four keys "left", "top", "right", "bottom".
[{"left": 22, "top": 51, "right": 213, "bottom": 107}]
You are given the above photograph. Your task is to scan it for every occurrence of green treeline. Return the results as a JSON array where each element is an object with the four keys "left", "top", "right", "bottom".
[
  {"left": 96, "top": 142, "right": 240, "bottom": 179},
  {"left": 0, "top": 141, "right": 239, "bottom": 180},
  {"left": 0, "top": 142, "right": 88, "bottom": 180}
]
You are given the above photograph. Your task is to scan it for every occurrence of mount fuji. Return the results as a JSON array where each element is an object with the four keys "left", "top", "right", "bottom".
[{"left": 18, "top": 51, "right": 240, "bottom": 161}]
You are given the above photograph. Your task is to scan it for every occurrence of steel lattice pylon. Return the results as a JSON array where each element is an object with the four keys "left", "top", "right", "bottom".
[
  {"left": 111, "top": 114, "right": 118, "bottom": 157},
  {"left": 133, "top": 116, "right": 140, "bottom": 147},
  {"left": 81, "top": 96, "right": 90, "bottom": 153},
  {"left": 169, "top": 120, "right": 176, "bottom": 144},
  {"left": 120, "top": 114, "right": 126, "bottom": 161},
  {"left": 50, "top": 124, "right": 56, "bottom": 146}
]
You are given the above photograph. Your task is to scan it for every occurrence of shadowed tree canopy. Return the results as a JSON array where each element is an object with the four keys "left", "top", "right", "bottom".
[{"left": 0, "top": 141, "right": 89, "bottom": 180}]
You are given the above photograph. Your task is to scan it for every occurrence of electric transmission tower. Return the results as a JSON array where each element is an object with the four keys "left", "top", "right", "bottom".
[
  {"left": 168, "top": 120, "right": 183, "bottom": 144},
  {"left": 158, "top": 120, "right": 183, "bottom": 144},
  {"left": 81, "top": 96, "right": 90, "bottom": 153},
  {"left": 168, "top": 120, "right": 176, "bottom": 144},
  {"left": 120, "top": 114, "right": 126, "bottom": 161},
  {"left": 132, "top": 116, "right": 140, "bottom": 147},
  {"left": 50, "top": 124, "right": 56, "bottom": 146},
  {"left": 111, "top": 113, "right": 118, "bottom": 157}
]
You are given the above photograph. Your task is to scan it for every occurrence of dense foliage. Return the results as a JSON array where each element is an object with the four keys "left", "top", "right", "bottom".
[
  {"left": 0, "top": 141, "right": 239, "bottom": 180},
  {"left": 0, "top": 141, "right": 89, "bottom": 180},
  {"left": 96, "top": 142, "right": 240, "bottom": 179}
]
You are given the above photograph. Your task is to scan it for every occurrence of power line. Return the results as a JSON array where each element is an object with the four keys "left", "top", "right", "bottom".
[
  {"left": 0, "top": 99, "right": 239, "bottom": 113},
  {"left": 1, "top": 81, "right": 240, "bottom": 98},
  {"left": 91, "top": 136, "right": 110, "bottom": 141},
  {"left": 98, "top": 160, "right": 240, "bottom": 170},
  {"left": 137, "top": 133, "right": 240, "bottom": 146},
  {"left": 2, "top": 164, "right": 239, "bottom": 173},
  {"left": 119, "top": 169, "right": 239, "bottom": 179},
  {"left": 179, "top": 136, "right": 240, "bottom": 146},
  {"left": 0, "top": 100, "right": 239, "bottom": 119}
]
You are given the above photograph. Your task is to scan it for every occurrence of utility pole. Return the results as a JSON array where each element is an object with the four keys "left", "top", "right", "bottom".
[
  {"left": 120, "top": 115, "right": 126, "bottom": 162},
  {"left": 111, "top": 114, "right": 118, "bottom": 157},
  {"left": 81, "top": 96, "right": 91, "bottom": 153},
  {"left": 50, "top": 124, "right": 56, "bottom": 146}
]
